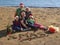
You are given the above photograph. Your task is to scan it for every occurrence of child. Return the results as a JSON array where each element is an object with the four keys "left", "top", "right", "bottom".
[
  {"left": 25, "top": 7, "right": 32, "bottom": 19},
  {"left": 27, "top": 15, "right": 48, "bottom": 30},
  {"left": 12, "top": 16, "right": 21, "bottom": 31}
]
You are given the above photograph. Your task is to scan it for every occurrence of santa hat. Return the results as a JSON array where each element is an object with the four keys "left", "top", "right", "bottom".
[{"left": 20, "top": 2, "right": 24, "bottom": 5}]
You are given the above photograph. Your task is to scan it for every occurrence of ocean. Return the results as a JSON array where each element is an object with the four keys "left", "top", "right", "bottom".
[{"left": 0, "top": 0, "right": 60, "bottom": 7}]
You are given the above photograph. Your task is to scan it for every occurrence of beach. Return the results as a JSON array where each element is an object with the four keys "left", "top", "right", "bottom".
[{"left": 0, "top": 7, "right": 60, "bottom": 45}]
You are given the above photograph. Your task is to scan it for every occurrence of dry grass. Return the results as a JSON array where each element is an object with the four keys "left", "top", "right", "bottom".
[{"left": 0, "top": 7, "right": 60, "bottom": 30}]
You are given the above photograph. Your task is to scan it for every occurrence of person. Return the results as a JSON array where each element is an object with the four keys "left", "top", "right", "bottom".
[
  {"left": 27, "top": 15, "right": 48, "bottom": 30},
  {"left": 20, "top": 11, "right": 30, "bottom": 31},
  {"left": 12, "top": 16, "right": 21, "bottom": 31},
  {"left": 14, "top": 2, "right": 25, "bottom": 17},
  {"left": 25, "top": 7, "right": 32, "bottom": 19}
]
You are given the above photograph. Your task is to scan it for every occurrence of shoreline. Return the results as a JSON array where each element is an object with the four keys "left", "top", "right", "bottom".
[{"left": 0, "top": 6, "right": 60, "bottom": 8}]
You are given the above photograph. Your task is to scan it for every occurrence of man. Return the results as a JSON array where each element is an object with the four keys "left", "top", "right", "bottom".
[{"left": 14, "top": 2, "right": 25, "bottom": 17}]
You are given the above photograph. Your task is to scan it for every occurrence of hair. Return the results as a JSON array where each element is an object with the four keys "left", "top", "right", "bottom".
[
  {"left": 20, "top": 10, "right": 26, "bottom": 17},
  {"left": 20, "top": 10, "right": 25, "bottom": 13},
  {"left": 15, "top": 16, "right": 19, "bottom": 19},
  {"left": 26, "top": 7, "right": 30, "bottom": 11}
]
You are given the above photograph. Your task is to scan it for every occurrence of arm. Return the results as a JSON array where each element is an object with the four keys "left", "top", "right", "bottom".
[
  {"left": 14, "top": 8, "right": 18, "bottom": 17},
  {"left": 20, "top": 20, "right": 28, "bottom": 28},
  {"left": 14, "top": 12, "right": 17, "bottom": 17},
  {"left": 13, "top": 20, "right": 16, "bottom": 25},
  {"left": 34, "top": 18, "right": 37, "bottom": 24}
]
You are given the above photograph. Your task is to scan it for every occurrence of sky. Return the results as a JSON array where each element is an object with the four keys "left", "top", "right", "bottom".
[{"left": 0, "top": 0, "right": 60, "bottom": 7}]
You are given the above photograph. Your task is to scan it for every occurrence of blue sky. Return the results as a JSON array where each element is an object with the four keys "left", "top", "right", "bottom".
[{"left": 0, "top": 0, "right": 60, "bottom": 7}]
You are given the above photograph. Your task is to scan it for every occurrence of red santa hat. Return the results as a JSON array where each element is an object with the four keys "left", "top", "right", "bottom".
[{"left": 20, "top": 2, "right": 24, "bottom": 5}]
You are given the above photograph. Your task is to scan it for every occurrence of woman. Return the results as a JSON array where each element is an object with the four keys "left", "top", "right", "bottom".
[{"left": 20, "top": 11, "right": 30, "bottom": 31}]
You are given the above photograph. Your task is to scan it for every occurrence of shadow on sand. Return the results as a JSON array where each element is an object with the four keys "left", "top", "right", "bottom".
[
  {"left": 0, "top": 29, "right": 7, "bottom": 38},
  {"left": 0, "top": 28, "right": 36, "bottom": 38},
  {"left": 0, "top": 28, "right": 53, "bottom": 38},
  {"left": 45, "top": 31, "right": 55, "bottom": 34}
]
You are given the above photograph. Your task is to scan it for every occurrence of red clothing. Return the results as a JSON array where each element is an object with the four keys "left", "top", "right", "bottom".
[
  {"left": 13, "top": 20, "right": 20, "bottom": 26},
  {"left": 34, "top": 23, "right": 45, "bottom": 29},
  {"left": 49, "top": 27, "right": 55, "bottom": 33}
]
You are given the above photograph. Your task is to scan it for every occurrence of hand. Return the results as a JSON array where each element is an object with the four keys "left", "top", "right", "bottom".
[{"left": 21, "top": 28, "right": 23, "bottom": 31}]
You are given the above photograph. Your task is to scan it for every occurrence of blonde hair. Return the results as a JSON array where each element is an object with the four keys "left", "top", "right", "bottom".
[{"left": 26, "top": 7, "right": 30, "bottom": 11}]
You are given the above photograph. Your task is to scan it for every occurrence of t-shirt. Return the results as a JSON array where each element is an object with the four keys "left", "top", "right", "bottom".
[
  {"left": 27, "top": 19, "right": 34, "bottom": 25},
  {"left": 15, "top": 8, "right": 25, "bottom": 17},
  {"left": 19, "top": 17, "right": 27, "bottom": 28}
]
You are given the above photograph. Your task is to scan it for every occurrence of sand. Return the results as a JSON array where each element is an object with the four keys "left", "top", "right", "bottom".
[{"left": 0, "top": 7, "right": 60, "bottom": 45}]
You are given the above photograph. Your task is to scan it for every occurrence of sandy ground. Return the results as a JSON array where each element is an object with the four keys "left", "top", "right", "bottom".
[{"left": 0, "top": 7, "right": 60, "bottom": 45}]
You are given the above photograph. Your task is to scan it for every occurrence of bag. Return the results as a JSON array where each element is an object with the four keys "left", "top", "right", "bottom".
[{"left": 48, "top": 25, "right": 59, "bottom": 33}]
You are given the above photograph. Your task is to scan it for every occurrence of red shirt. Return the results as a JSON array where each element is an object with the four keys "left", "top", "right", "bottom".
[{"left": 13, "top": 20, "right": 20, "bottom": 26}]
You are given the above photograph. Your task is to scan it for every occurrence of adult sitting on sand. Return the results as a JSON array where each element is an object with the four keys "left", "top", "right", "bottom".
[
  {"left": 14, "top": 2, "right": 25, "bottom": 17},
  {"left": 20, "top": 11, "right": 31, "bottom": 31}
]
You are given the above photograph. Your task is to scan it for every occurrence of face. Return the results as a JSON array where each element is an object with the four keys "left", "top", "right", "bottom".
[
  {"left": 15, "top": 16, "right": 19, "bottom": 21},
  {"left": 29, "top": 15, "right": 34, "bottom": 20},
  {"left": 15, "top": 17, "right": 19, "bottom": 21},
  {"left": 20, "top": 5, "right": 24, "bottom": 8},
  {"left": 21, "top": 12, "right": 26, "bottom": 17},
  {"left": 26, "top": 8, "right": 30, "bottom": 12},
  {"left": 29, "top": 17, "right": 33, "bottom": 20}
]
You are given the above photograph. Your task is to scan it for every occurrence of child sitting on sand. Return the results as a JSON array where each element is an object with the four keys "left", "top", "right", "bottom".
[
  {"left": 12, "top": 16, "right": 22, "bottom": 31},
  {"left": 25, "top": 7, "right": 32, "bottom": 19},
  {"left": 27, "top": 15, "right": 48, "bottom": 30}
]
